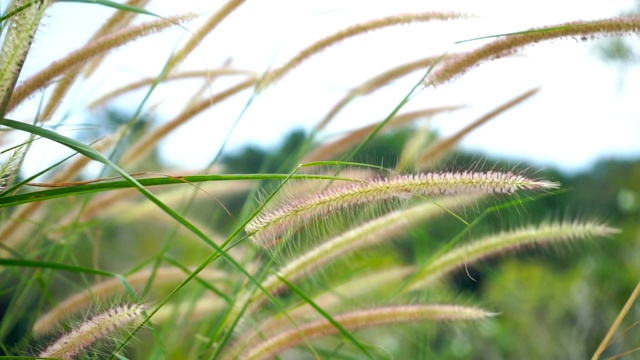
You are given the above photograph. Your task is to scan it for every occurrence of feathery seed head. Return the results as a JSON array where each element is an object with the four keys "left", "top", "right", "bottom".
[
  {"left": 429, "top": 17, "right": 640, "bottom": 86},
  {"left": 38, "top": 303, "right": 145, "bottom": 359},
  {"left": 8, "top": 13, "right": 198, "bottom": 112},
  {"left": 408, "top": 220, "right": 618, "bottom": 290},
  {"left": 0, "top": 0, "right": 51, "bottom": 115},
  {"left": 261, "top": 12, "right": 467, "bottom": 88},
  {"left": 246, "top": 171, "right": 558, "bottom": 248},
  {"left": 242, "top": 304, "right": 493, "bottom": 360}
]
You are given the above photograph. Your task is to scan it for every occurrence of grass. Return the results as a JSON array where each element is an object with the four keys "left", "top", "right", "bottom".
[{"left": 0, "top": 2, "right": 637, "bottom": 359}]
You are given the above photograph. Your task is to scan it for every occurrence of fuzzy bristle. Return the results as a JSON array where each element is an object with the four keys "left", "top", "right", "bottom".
[
  {"left": 38, "top": 304, "right": 145, "bottom": 359},
  {"left": 246, "top": 171, "right": 558, "bottom": 248}
]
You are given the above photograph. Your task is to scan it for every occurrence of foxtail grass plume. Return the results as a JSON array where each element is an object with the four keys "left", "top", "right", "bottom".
[
  {"left": 246, "top": 171, "right": 559, "bottom": 248},
  {"left": 0, "top": 135, "right": 33, "bottom": 194},
  {"left": 0, "top": 0, "right": 50, "bottom": 115},
  {"left": 40, "top": 0, "right": 152, "bottom": 119},
  {"left": 315, "top": 56, "right": 443, "bottom": 131},
  {"left": 81, "top": 0, "right": 152, "bottom": 77},
  {"left": 165, "top": 0, "right": 246, "bottom": 71},
  {"left": 262, "top": 12, "right": 467, "bottom": 88},
  {"left": 8, "top": 14, "right": 197, "bottom": 112},
  {"left": 259, "top": 267, "right": 415, "bottom": 336},
  {"left": 429, "top": 17, "right": 640, "bottom": 86},
  {"left": 38, "top": 303, "right": 145, "bottom": 360},
  {"left": 89, "top": 68, "right": 256, "bottom": 109},
  {"left": 223, "top": 267, "right": 416, "bottom": 359},
  {"left": 407, "top": 220, "right": 619, "bottom": 291},
  {"left": 242, "top": 304, "right": 493, "bottom": 360}
]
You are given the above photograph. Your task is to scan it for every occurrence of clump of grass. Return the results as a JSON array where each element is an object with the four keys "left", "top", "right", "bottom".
[{"left": 0, "top": 2, "right": 634, "bottom": 358}]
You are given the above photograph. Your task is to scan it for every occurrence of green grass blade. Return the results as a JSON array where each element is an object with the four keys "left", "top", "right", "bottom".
[
  {"left": 0, "top": 173, "right": 353, "bottom": 208},
  {"left": 0, "top": 1, "right": 35, "bottom": 23},
  {"left": 275, "top": 274, "right": 375, "bottom": 360},
  {"left": 58, "top": 0, "right": 159, "bottom": 17},
  {"left": 0, "top": 258, "right": 139, "bottom": 296},
  {"left": 454, "top": 22, "right": 602, "bottom": 44},
  {"left": 0, "top": 258, "right": 114, "bottom": 276}
]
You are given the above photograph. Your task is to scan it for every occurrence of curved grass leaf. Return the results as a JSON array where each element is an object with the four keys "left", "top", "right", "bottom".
[
  {"left": 0, "top": 258, "right": 138, "bottom": 298},
  {"left": 58, "top": 0, "right": 159, "bottom": 17},
  {"left": 0, "top": 173, "right": 353, "bottom": 208}
]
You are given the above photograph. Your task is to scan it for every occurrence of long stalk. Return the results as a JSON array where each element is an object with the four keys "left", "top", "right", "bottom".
[{"left": 592, "top": 280, "right": 640, "bottom": 359}]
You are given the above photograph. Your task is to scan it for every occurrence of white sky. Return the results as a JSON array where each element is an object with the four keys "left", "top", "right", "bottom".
[{"left": 13, "top": 0, "right": 640, "bottom": 175}]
